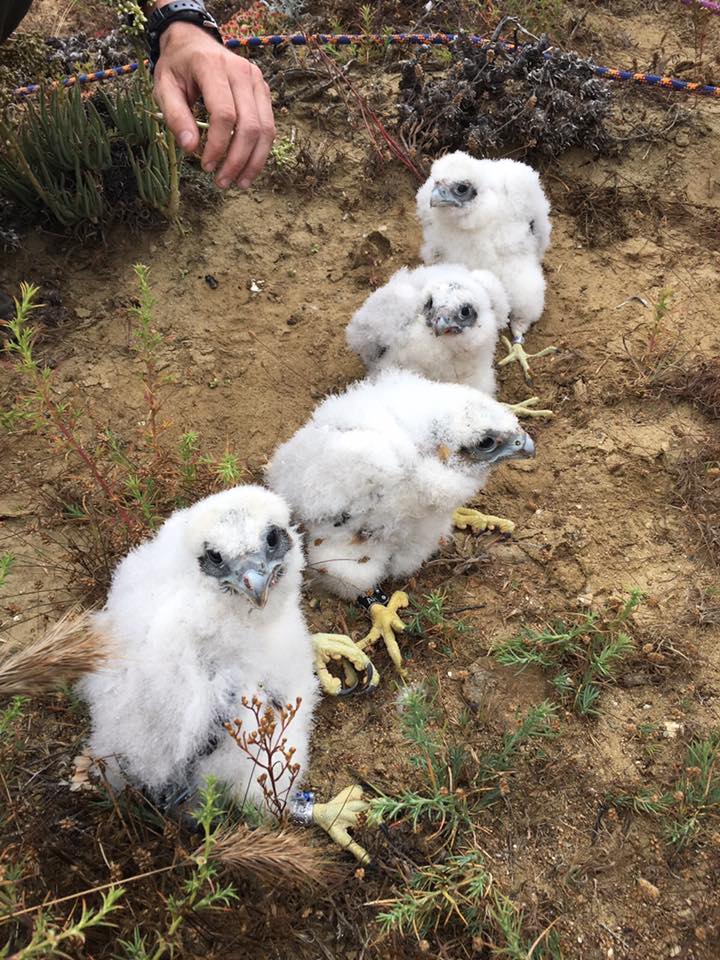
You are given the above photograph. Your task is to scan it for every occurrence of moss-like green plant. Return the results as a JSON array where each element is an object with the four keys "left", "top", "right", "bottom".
[
  {"left": 494, "top": 591, "right": 643, "bottom": 717},
  {"left": 0, "top": 69, "right": 180, "bottom": 228}
]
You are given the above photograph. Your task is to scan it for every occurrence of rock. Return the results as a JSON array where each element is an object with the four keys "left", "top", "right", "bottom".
[
  {"left": 349, "top": 230, "right": 392, "bottom": 268},
  {"left": 462, "top": 659, "right": 499, "bottom": 712},
  {"left": 663, "top": 720, "right": 684, "bottom": 739},
  {"left": 637, "top": 877, "right": 660, "bottom": 901},
  {"left": 621, "top": 671, "right": 652, "bottom": 688},
  {"left": 573, "top": 378, "right": 588, "bottom": 402},
  {"left": 0, "top": 494, "right": 33, "bottom": 518},
  {"left": 606, "top": 454, "right": 625, "bottom": 474},
  {"left": 622, "top": 237, "right": 660, "bottom": 260},
  {"left": 491, "top": 542, "right": 528, "bottom": 564},
  {"left": 463, "top": 656, "right": 549, "bottom": 727},
  {"left": 674, "top": 130, "right": 690, "bottom": 148}
]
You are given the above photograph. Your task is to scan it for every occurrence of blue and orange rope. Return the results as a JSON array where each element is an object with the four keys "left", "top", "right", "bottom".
[{"left": 11, "top": 32, "right": 720, "bottom": 100}]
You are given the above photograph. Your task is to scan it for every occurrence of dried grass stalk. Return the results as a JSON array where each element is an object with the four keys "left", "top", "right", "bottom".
[
  {"left": 671, "top": 438, "right": 720, "bottom": 566},
  {"left": 657, "top": 356, "right": 720, "bottom": 420},
  {"left": 209, "top": 823, "right": 337, "bottom": 892},
  {"left": 0, "top": 609, "right": 109, "bottom": 696}
]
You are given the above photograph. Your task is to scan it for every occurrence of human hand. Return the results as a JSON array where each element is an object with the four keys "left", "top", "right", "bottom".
[{"left": 153, "top": 21, "right": 275, "bottom": 189}]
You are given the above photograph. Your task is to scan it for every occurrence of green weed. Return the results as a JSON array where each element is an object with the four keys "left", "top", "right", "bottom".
[
  {"left": 116, "top": 778, "right": 237, "bottom": 960},
  {"left": 376, "top": 851, "right": 490, "bottom": 939},
  {"left": 0, "top": 553, "right": 13, "bottom": 589},
  {"left": 495, "top": 591, "right": 643, "bottom": 717},
  {"left": 2, "top": 886, "right": 124, "bottom": 960},
  {"left": 2, "top": 271, "right": 243, "bottom": 598},
  {"left": 0, "top": 696, "right": 26, "bottom": 740},
  {"left": 613, "top": 731, "right": 720, "bottom": 850},
  {"left": 370, "top": 684, "right": 558, "bottom": 951},
  {"left": 370, "top": 685, "right": 556, "bottom": 835}
]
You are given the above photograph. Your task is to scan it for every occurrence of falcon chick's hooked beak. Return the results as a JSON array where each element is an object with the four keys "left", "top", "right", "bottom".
[
  {"left": 466, "top": 429, "right": 535, "bottom": 466},
  {"left": 200, "top": 525, "right": 291, "bottom": 608},
  {"left": 224, "top": 553, "right": 284, "bottom": 608}
]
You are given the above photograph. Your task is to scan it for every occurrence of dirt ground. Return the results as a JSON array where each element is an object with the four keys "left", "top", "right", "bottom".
[{"left": 2, "top": 1, "right": 720, "bottom": 958}]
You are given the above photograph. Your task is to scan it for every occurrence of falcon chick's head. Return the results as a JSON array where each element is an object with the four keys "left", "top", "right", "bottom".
[
  {"left": 439, "top": 386, "right": 535, "bottom": 469},
  {"left": 184, "top": 486, "right": 302, "bottom": 609},
  {"left": 419, "top": 268, "right": 508, "bottom": 339},
  {"left": 418, "top": 151, "right": 505, "bottom": 232}
]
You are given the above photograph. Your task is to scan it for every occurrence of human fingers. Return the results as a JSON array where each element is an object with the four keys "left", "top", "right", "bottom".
[
  {"left": 234, "top": 71, "right": 275, "bottom": 188},
  {"left": 196, "top": 66, "right": 237, "bottom": 175},
  {"left": 213, "top": 61, "right": 262, "bottom": 186},
  {"left": 153, "top": 71, "right": 200, "bottom": 152}
]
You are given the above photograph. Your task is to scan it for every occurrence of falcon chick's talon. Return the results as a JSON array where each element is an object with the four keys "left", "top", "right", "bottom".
[
  {"left": 498, "top": 335, "right": 557, "bottom": 382},
  {"left": 453, "top": 506, "right": 515, "bottom": 535},
  {"left": 312, "top": 633, "right": 380, "bottom": 697},
  {"left": 312, "top": 784, "right": 371, "bottom": 865},
  {"left": 504, "top": 396, "right": 554, "bottom": 420},
  {"left": 357, "top": 590, "right": 409, "bottom": 675}
]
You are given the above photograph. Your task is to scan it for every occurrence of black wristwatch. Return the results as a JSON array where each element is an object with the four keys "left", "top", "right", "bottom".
[{"left": 146, "top": 0, "right": 223, "bottom": 72}]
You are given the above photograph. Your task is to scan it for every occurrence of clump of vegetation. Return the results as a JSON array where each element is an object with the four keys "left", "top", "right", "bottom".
[
  {"left": 0, "top": 70, "right": 192, "bottom": 231},
  {"left": 2, "top": 267, "right": 243, "bottom": 600},
  {"left": 398, "top": 32, "right": 613, "bottom": 162},
  {"left": 668, "top": 437, "right": 720, "bottom": 566},
  {"left": 494, "top": 591, "right": 643, "bottom": 717},
  {"left": 369, "top": 682, "right": 559, "bottom": 953},
  {"left": 3, "top": 885, "right": 125, "bottom": 960},
  {"left": 267, "top": 131, "right": 337, "bottom": 192},
  {"left": 613, "top": 731, "right": 720, "bottom": 850}
]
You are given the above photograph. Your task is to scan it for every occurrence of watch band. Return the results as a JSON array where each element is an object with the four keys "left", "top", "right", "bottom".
[{"left": 146, "top": 0, "right": 223, "bottom": 72}]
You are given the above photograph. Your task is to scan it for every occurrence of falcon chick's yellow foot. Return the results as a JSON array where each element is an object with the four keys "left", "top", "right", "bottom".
[
  {"left": 309, "top": 784, "right": 371, "bottom": 865},
  {"left": 312, "top": 633, "right": 380, "bottom": 697},
  {"left": 453, "top": 506, "right": 515, "bottom": 535},
  {"left": 498, "top": 335, "right": 557, "bottom": 382},
  {"left": 356, "top": 589, "right": 409, "bottom": 675},
  {"left": 504, "top": 396, "right": 554, "bottom": 420}
]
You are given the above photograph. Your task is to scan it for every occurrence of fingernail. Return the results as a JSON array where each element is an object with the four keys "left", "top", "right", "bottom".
[
  {"left": 216, "top": 177, "right": 230, "bottom": 189},
  {"left": 178, "top": 130, "right": 194, "bottom": 149},
  {"left": 238, "top": 178, "right": 251, "bottom": 190},
  {"left": 203, "top": 161, "right": 217, "bottom": 173}
]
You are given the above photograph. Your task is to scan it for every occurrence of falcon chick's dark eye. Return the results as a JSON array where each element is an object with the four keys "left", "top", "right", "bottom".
[
  {"left": 456, "top": 183, "right": 469, "bottom": 195},
  {"left": 206, "top": 548, "right": 223, "bottom": 565},
  {"left": 266, "top": 525, "right": 281, "bottom": 549},
  {"left": 460, "top": 305, "right": 472, "bottom": 318},
  {"left": 477, "top": 436, "right": 496, "bottom": 451},
  {"left": 425, "top": 296, "right": 433, "bottom": 311}
]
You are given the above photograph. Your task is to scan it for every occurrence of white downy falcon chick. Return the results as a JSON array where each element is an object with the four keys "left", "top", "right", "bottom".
[
  {"left": 346, "top": 263, "right": 509, "bottom": 396},
  {"left": 78, "top": 486, "right": 372, "bottom": 862},
  {"left": 345, "top": 263, "right": 551, "bottom": 419},
  {"left": 267, "top": 368, "right": 535, "bottom": 674},
  {"left": 416, "top": 151, "right": 555, "bottom": 379}
]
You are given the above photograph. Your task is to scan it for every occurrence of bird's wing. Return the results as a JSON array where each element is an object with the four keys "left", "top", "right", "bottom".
[
  {"left": 268, "top": 422, "right": 412, "bottom": 529},
  {"left": 82, "top": 601, "right": 226, "bottom": 794},
  {"left": 471, "top": 269, "right": 511, "bottom": 328},
  {"left": 346, "top": 269, "right": 418, "bottom": 367}
]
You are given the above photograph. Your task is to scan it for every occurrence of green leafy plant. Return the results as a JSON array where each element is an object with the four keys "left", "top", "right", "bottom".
[
  {"left": 116, "top": 778, "right": 237, "bottom": 960},
  {"left": 369, "top": 685, "right": 558, "bottom": 952},
  {"left": 613, "top": 731, "right": 720, "bottom": 850},
  {"left": 2, "top": 271, "right": 243, "bottom": 598},
  {"left": 376, "top": 851, "right": 490, "bottom": 939},
  {"left": 2, "top": 886, "right": 124, "bottom": 960},
  {"left": 270, "top": 134, "right": 298, "bottom": 169},
  {"left": 370, "top": 685, "right": 556, "bottom": 837},
  {"left": 494, "top": 591, "right": 643, "bottom": 717},
  {"left": 0, "top": 696, "right": 26, "bottom": 740},
  {"left": 0, "top": 552, "right": 13, "bottom": 589}
]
